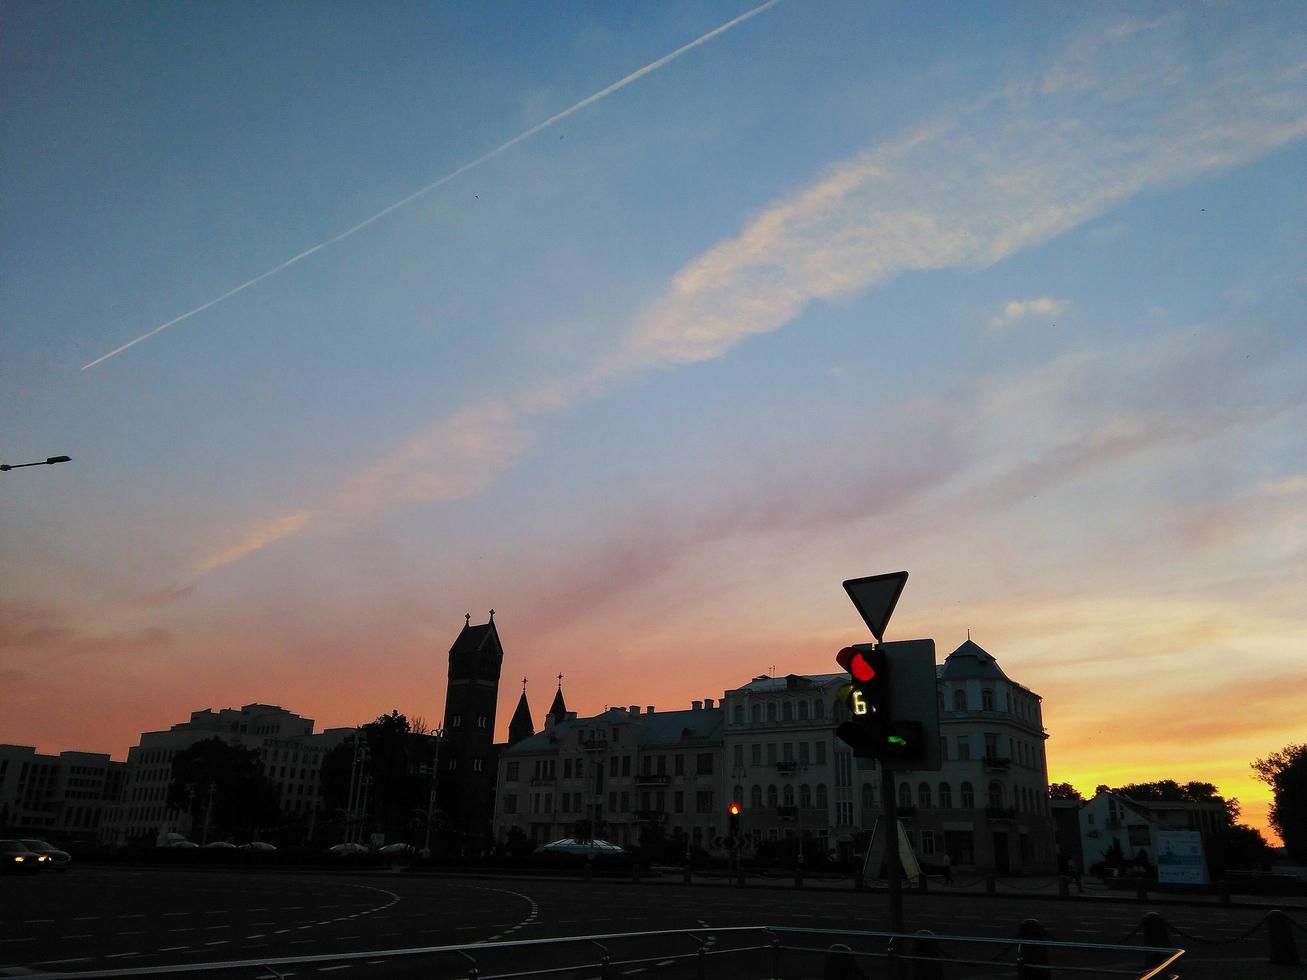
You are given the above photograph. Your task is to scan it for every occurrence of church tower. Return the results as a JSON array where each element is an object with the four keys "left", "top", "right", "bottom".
[
  {"left": 508, "top": 679, "right": 535, "bottom": 746},
  {"left": 438, "top": 611, "right": 504, "bottom": 854}
]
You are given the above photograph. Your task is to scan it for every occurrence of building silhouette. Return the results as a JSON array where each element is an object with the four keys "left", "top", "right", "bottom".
[{"left": 0, "top": 744, "right": 124, "bottom": 846}]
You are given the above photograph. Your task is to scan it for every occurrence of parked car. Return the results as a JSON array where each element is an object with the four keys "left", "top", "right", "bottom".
[
  {"left": 326, "top": 842, "right": 370, "bottom": 857},
  {"left": 377, "top": 842, "right": 416, "bottom": 857},
  {"left": 240, "top": 841, "right": 277, "bottom": 853},
  {"left": 0, "top": 839, "right": 48, "bottom": 874},
  {"left": 18, "top": 839, "right": 70, "bottom": 871},
  {"left": 160, "top": 833, "right": 199, "bottom": 849},
  {"left": 202, "top": 840, "right": 238, "bottom": 849}
]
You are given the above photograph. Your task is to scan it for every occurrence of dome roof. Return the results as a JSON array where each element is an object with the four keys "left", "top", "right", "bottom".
[{"left": 939, "top": 639, "right": 1009, "bottom": 681}]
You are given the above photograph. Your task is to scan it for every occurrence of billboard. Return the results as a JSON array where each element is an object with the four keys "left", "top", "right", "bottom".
[{"left": 1155, "top": 830, "right": 1208, "bottom": 886}]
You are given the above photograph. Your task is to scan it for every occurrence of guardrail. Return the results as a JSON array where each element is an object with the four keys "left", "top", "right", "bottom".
[{"left": 24, "top": 924, "right": 1187, "bottom": 980}]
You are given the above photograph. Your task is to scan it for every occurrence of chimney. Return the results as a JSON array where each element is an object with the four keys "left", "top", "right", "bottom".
[
  {"left": 629, "top": 705, "right": 641, "bottom": 715},
  {"left": 645, "top": 706, "right": 655, "bottom": 714},
  {"left": 704, "top": 697, "right": 715, "bottom": 709},
  {"left": 692, "top": 700, "right": 703, "bottom": 711}
]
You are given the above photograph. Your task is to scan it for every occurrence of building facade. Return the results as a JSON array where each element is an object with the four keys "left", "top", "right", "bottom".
[
  {"left": 0, "top": 744, "right": 125, "bottom": 846},
  {"left": 493, "top": 639, "right": 1057, "bottom": 873},
  {"left": 1077, "top": 788, "right": 1229, "bottom": 871},
  {"left": 109, "top": 703, "right": 352, "bottom": 846}
]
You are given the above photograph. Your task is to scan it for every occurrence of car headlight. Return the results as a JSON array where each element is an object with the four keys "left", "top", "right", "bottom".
[
  {"left": 38, "top": 855, "right": 49, "bottom": 862},
  {"left": 14, "top": 855, "right": 24, "bottom": 862}
]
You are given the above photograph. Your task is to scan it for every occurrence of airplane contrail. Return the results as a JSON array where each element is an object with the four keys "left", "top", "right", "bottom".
[{"left": 82, "top": 0, "right": 783, "bottom": 371}]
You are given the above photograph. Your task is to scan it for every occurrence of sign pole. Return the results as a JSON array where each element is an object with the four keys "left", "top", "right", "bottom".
[{"left": 881, "top": 763, "right": 904, "bottom": 933}]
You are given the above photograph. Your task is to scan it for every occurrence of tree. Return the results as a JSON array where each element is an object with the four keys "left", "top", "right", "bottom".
[
  {"left": 1205, "top": 824, "right": 1273, "bottom": 878},
  {"left": 1252, "top": 743, "right": 1307, "bottom": 862},
  {"left": 166, "top": 737, "right": 279, "bottom": 841},
  {"left": 1113, "top": 780, "right": 1238, "bottom": 825},
  {"left": 1048, "top": 782, "right": 1083, "bottom": 801}
]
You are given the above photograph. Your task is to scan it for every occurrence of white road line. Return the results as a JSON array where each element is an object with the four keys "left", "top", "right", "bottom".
[
  {"left": 168, "top": 927, "right": 196, "bottom": 932},
  {"left": 60, "top": 935, "right": 91, "bottom": 941},
  {"left": 656, "top": 961, "right": 675, "bottom": 968},
  {"left": 158, "top": 946, "right": 189, "bottom": 952},
  {"left": 24, "top": 918, "right": 55, "bottom": 924},
  {"left": 317, "top": 968, "right": 352, "bottom": 974},
  {"left": 35, "top": 958, "right": 92, "bottom": 966},
  {"left": 246, "top": 933, "right": 267, "bottom": 939},
  {"left": 105, "top": 952, "right": 143, "bottom": 959},
  {"left": 73, "top": 916, "right": 100, "bottom": 921},
  {"left": 622, "top": 970, "right": 648, "bottom": 976}
]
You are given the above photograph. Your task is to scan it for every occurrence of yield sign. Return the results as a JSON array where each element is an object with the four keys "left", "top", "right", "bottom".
[{"left": 842, "top": 571, "right": 908, "bottom": 643}]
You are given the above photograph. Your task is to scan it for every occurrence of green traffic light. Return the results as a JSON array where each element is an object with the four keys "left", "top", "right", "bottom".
[{"left": 887, "top": 736, "right": 907, "bottom": 746}]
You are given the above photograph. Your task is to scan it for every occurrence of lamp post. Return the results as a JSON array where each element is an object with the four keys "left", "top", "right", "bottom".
[
  {"left": 1, "top": 455, "right": 71, "bottom": 472},
  {"left": 423, "top": 728, "right": 445, "bottom": 855}
]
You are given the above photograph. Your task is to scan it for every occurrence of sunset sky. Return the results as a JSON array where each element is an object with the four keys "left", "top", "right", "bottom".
[{"left": 3, "top": 2, "right": 1304, "bottom": 844}]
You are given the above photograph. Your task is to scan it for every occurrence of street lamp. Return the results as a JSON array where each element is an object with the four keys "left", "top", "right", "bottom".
[{"left": 1, "top": 455, "right": 71, "bottom": 472}]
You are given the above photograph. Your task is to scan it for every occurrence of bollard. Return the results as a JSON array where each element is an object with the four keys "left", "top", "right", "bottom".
[
  {"left": 824, "top": 942, "right": 861, "bottom": 980},
  {"left": 1016, "top": 919, "right": 1052, "bottom": 980},
  {"left": 1140, "top": 912, "right": 1170, "bottom": 971},
  {"left": 1266, "top": 910, "right": 1301, "bottom": 966},
  {"left": 1058, "top": 874, "right": 1070, "bottom": 899},
  {"left": 986, "top": 874, "right": 997, "bottom": 895},
  {"left": 1218, "top": 878, "right": 1230, "bottom": 904},
  {"left": 912, "top": 930, "right": 943, "bottom": 980}
]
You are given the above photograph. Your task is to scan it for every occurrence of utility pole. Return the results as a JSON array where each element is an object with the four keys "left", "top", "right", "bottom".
[{"left": 881, "top": 764, "right": 903, "bottom": 933}]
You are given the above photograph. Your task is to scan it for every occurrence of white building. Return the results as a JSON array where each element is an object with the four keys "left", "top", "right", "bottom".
[
  {"left": 493, "top": 640, "right": 1057, "bottom": 872},
  {"left": 1078, "top": 787, "right": 1228, "bottom": 870},
  {"left": 110, "top": 703, "right": 352, "bottom": 846}
]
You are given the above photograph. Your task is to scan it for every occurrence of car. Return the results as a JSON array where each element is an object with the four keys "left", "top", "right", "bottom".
[
  {"left": 240, "top": 841, "right": 277, "bottom": 853},
  {"left": 377, "top": 842, "right": 416, "bottom": 856},
  {"left": 0, "top": 839, "right": 48, "bottom": 874},
  {"left": 201, "top": 840, "right": 238, "bottom": 849},
  {"left": 160, "top": 833, "right": 199, "bottom": 849},
  {"left": 18, "top": 838, "right": 71, "bottom": 871}
]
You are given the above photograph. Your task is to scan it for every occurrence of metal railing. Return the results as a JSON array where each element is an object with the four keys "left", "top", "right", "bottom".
[{"left": 24, "top": 924, "right": 1185, "bottom": 980}]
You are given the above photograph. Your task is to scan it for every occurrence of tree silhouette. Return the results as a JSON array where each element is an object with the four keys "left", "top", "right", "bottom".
[
  {"left": 166, "top": 737, "right": 279, "bottom": 840},
  {"left": 1048, "top": 782, "right": 1083, "bottom": 800},
  {"left": 1252, "top": 743, "right": 1307, "bottom": 862}
]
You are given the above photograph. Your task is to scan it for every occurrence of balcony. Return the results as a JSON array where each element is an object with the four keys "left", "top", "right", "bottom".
[
  {"left": 775, "top": 761, "right": 804, "bottom": 775},
  {"left": 581, "top": 738, "right": 608, "bottom": 752},
  {"left": 634, "top": 810, "right": 667, "bottom": 823},
  {"left": 985, "top": 806, "right": 1016, "bottom": 820},
  {"left": 982, "top": 755, "right": 1011, "bottom": 771},
  {"left": 634, "top": 773, "right": 670, "bottom": 787},
  {"left": 529, "top": 777, "right": 555, "bottom": 787}
]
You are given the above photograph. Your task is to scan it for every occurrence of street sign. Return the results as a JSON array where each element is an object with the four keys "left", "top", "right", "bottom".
[{"left": 843, "top": 571, "right": 908, "bottom": 642}]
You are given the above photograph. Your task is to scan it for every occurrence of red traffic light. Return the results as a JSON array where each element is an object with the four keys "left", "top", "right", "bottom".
[
  {"left": 727, "top": 801, "right": 742, "bottom": 816},
  {"left": 836, "top": 646, "right": 876, "bottom": 682}
]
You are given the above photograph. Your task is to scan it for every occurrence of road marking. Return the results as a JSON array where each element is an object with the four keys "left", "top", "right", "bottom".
[
  {"left": 318, "top": 968, "right": 352, "bottom": 973},
  {"left": 35, "top": 958, "right": 92, "bottom": 966},
  {"left": 204, "top": 940, "right": 230, "bottom": 947},
  {"left": 119, "top": 913, "right": 146, "bottom": 919},
  {"left": 157, "top": 946, "right": 189, "bottom": 952},
  {"left": 656, "top": 961, "right": 675, "bottom": 968},
  {"left": 23, "top": 919, "right": 54, "bottom": 924},
  {"left": 73, "top": 916, "right": 100, "bottom": 921},
  {"left": 204, "top": 910, "right": 230, "bottom": 915},
  {"left": 246, "top": 933, "right": 267, "bottom": 939},
  {"left": 105, "top": 952, "right": 144, "bottom": 959},
  {"left": 168, "top": 927, "right": 196, "bottom": 932},
  {"left": 58, "top": 935, "right": 91, "bottom": 941},
  {"left": 163, "top": 912, "right": 188, "bottom": 917},
  {"left": 622, "top": 970, "right": 648, "bottom": 976}
]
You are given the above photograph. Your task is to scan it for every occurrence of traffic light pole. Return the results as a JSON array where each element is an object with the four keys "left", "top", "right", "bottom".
[{"left": 880, "top": 763, "right": 904, "bottom": 933}]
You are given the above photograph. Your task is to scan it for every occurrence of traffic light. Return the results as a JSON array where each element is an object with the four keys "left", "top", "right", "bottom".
[
  {"left": 835, "top": 644, "right": 893, "bottom": 761},
  {"left": 727, "top": 801, "right": 741, "bottom": 837}
]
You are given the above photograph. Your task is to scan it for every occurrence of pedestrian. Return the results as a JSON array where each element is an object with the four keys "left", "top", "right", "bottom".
[
  {"left": 1068, "top": 857, "right": 1083, "bottom": 893},
  {"left": 942, "top": 851, "right": 953, "bottom": 885}
]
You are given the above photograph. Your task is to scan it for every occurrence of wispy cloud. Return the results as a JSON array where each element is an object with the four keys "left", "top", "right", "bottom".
[
  {"left": 989, "top": 297, "right": 1067, "bottom": 329},
  {"left": 186, "top": 13, "right": 1307, "bottom": 580}
]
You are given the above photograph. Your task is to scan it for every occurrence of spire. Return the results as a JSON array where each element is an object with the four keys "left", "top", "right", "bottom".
[
  {"left": 548, "top": 673, "right": 568, "bottom": 722},
  {"left": 508, "top": 679, "right": 534, "bottom": 746}
]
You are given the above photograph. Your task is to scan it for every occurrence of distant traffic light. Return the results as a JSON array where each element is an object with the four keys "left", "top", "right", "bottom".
[{"left": 727, "top": 801, "right": 742, "bottom": 837}]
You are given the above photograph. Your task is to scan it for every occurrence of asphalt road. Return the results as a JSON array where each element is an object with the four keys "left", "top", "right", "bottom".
[{"left": 1, "top": 869, "right": 1301, "bottom": 978}]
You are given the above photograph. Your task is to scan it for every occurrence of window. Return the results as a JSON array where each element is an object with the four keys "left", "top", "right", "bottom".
[
  {"left": 815, "top": 741, "right": 827, "bottom": 765},
  {"left": 609, "top": 757, "right": 619, "bottom": 777},
  {"left": 919, "top": 830, "right": 936, "bottom": 856},
  {"left": 782, "top": 701, "right": 794, "bottom": 721},
  {"left": 800, "top": 784, "right": 811, "bottom": 807},
  {"left": 675, "top": 754, "right": 685, "bottom": 776},
  {"left": 733, "top": 783, "right": 743, "bottom": 803},
  {"left": 733, "top": 704, "right": 744, "bottom": 725},
  {"left": 620, "top": 791, "right": 630, "bottom": 812},
  {"left": 898, "top": 782, "right": 912, "bottom": 808},
  {"left": 477, "top": 715, "right": 488, "bottom": 728},
  {"left": 918, "top": 782, "right": 931, "bottom": 808},
  {"left": 751, "top": 704, "right": 763, "bottom": 723},
  {"left": 751, "top": 785, "right": 763, "bottom": 808},
  {"left": 939, "top": 782, "right": 952, "bottom": 808},
  {"left": 751, "top": 744, "right": 762, "bottom": 765},
  {"left": 816, "top": 784, "right": 828, "bottom": 808},
  {"left": 655, "top": 755, "right": 664, "bottom": 775},
  {"left": 861, "top": 782, "right": 875, "bottom": 808},
  {"left": 563, "top": 759, "right": 572, "bottom": 779},
  {"left": 961, "top": 781, "right": 974, "bottom": 808},
  {"left": 957, "top": 736, "right": 971, "bottom": 761},
  {"left": 452, "top": 714, "right": 463, "bottom": 727},
  {"left": 544, "top": 793, "right": 552, "bottom": 811},
  {"left": 622, "top": 756, "right": 631, "bottom": 776},
  {"left": 797, "top": 701, "right": 809, "bottom": 721},
  {"left": 940, "top": 737, "right": 948, "bottom": 761},
  {"left": 733, "top": 745, "right": 744, "bottom": 768},
  {"left": 783, "top": 784, "right": 794, "bottom": 806},
  {"left": 674, "top": 791, "right": 684, "bottom": 813},
  {"left": 696, "top": 790, "right": 714, "bottom": 813},
  {"left": 982, "top": 688, "right": 995, "bottom": 711},
  {"left": 697, "top": 753, "right": 714, "bottom": 775},
  {"left": 764, "top": 702, "right": 775, "bottom": 722},
  {"left": 798, "top": 741, "right": 810, "bottom": 765},
  {"left": 641, "top": 755, "right": 652, "bottom": 775},
  {"left": 609, "top": 791, "right": 617, "bottom": 812},
  {"left": 766, "top": 785, "right": 778, "bottom": 807},
  {"left": 782, "top": 742, "right": 794, "bottom": 763},
  {"left": 472, "top": 758, "right": 483, "bottom": 772},
  {"left": 576, "top": 759, "right": 584, "bottom": 778},
  {"left": 988, "top": 782, "right": 1003, "bottom": 808},
  {"left": 836, "top": 801, "right": 852, "bottom": 825},
  {"left": 766, "top": 743, "right": 777, "bottom": 764},
  {"left": 984, "top": 733, "right": 999, "bottom": 760}
]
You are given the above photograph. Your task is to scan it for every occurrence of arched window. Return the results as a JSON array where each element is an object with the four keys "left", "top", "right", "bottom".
[
  {"left": 953, "top": 689, "right": 967, "bottom": 711},
  {"left": 732, "top": 704, "right": 744, "bottom": 725},
  {"left": 938, "top": 782, "right": 952, "bottom": 808},
  {"left": 783, "top": 785, "right": 795, "bottom": 806},
  {"left": 918, "top": 782, "right": 932, "bottom": 809},
  {"left": 766, "top": 785, "right": 778, "bottom": 808},
  {"left": 767, "top": 703, "right": 778, "bottom": 723},
  {"left": 798, "top": 701, "right": 809, "bottom": 721},
  {"left": 751, "top": 704, "right": 763, "bottom": 723},
  {"left": 988, "top": 781, "right": 1003, "bottom": 808},
  {"left": 813, "top": 699, "right": 824, "bottom": 719},
  {"left": 751, "top": 785, "right": 763, "bottom": 808},
  {"left": 862, "top": 782, "right": 875, "bottom": 808},
  {"left": 815, "top": 784, "right": 828, "bottom": 808},
  {"left": 782, "top": 701, "right": 794, "bottom": 722},
  {"left": 898, "top": 782, "right": 912, "bottom": 808},
  {"left": 799, "top": 784, "right": 812, "bottom": 807},
  {"left": 982, "top": 688, "right": 995, "bottom": 711},
  {"left": 961, "top": 781, "right": 975, "bottom": 808}
]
